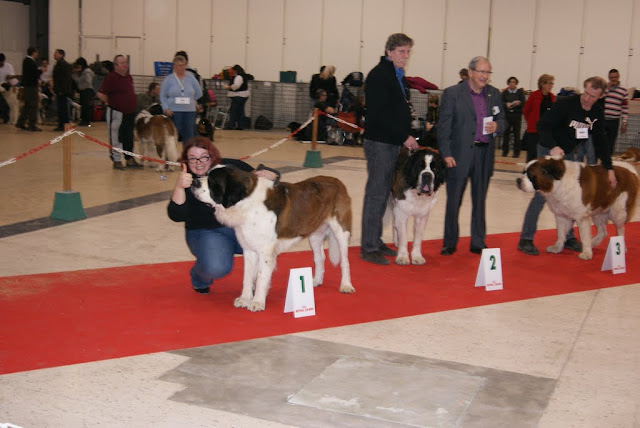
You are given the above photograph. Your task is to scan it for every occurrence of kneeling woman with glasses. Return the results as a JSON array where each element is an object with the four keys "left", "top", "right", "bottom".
[{"left": 168, "top": 136, "right": 280, "bottom": 294}]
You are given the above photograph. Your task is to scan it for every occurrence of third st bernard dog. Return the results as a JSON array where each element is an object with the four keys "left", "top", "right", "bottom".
[
  {"left": 517, "top": 157, "right": 639, "bottom": 260},
  {"left": 191, "top": 165, "right": 355, "bottom": 312},
  {"left": 391, "top": 147, "right": 447, "bottom": 265}
]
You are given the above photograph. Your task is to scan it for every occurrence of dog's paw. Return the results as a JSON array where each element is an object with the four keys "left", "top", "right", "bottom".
[
  {"left": 578, "top": 250, "right": 593, "bottom": 260},
  {"left": 546, "top": 244, "right": 563, "bottom": 254},
  {"left": 339, "top": 283, "right": 355, "bottom": 293},
  {"left": 395, "top": 254, "right": 410, "bottom": 265},
  {"left": 411, "top": 255, "right": 426, "bottom": 265},
  {"left": 234, "top": 296, "right": 250, "bottom": 308},
  {"left": 247, "top": 300, "right": 266, "bottom": 312}
]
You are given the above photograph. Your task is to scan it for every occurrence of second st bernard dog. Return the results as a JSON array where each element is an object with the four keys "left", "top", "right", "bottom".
[
  {"left": 191, "top": 165, "right": 355, "bottom": 312},
  {"left": 614, "top": 147, "right": 640, "bottom": 163},
  {"left": 391, "top": 147, "right": 447, "bottom": 265},
  {"left": 517, "top": 157, "right": 639, "bottom": 260},
  {"left": 134, "top": 109, "right": 178, "bottom": 171}
]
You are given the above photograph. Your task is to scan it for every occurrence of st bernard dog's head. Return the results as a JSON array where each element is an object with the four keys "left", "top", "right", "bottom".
[
  {"left": 191, "top": 164, "right": 258, "bottom": 208},
  {"left": 516, "top": 156, "right": 566, "bottom": 194},
  {"left": 397, "top": 148, "right": 447, "bottom": 197}
]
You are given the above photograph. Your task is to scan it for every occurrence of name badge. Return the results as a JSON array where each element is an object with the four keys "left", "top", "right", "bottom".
[
  {"left": 492, "top": 106, "right": 500, "bottom": 115},
  {"left": 576, "top": 127, "right": 589, "bottom": 139},
  {"left": 175, "top": 97, "right": 190, "bottom": 105}
]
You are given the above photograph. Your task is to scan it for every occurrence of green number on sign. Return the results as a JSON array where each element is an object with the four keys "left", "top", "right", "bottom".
[
  {"left": 615, "top": 242, "right": 621, "bottom": 255},
  {"left": 300, "top": 276, "right": 305, "bottom": 293},
  {"left": 489, "top": 255, "right": 496, "bottom": 270}
]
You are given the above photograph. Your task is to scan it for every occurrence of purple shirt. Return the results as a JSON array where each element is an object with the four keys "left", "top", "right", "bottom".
[{"left": 469, "top": 83, "right": 489, "bottom": 143}]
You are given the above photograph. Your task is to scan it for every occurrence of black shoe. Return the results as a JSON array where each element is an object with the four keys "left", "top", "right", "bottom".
[
  {"left": 16, "top": 124, "right": 27, "bottom": 130},
  {"left": 518, "top": 239, "right": 539, "bottom": 255},
  {"left": 53, "top": 127, "right": 64, "bottom": 131},
  {"left": 360, "top": 251, "right": 390, "bottom": 265},
  {"left": 512, "top": 153, "right": 520, "bottom": 158},
  {"left": 126, "top": 158, "right": 144, "bottom": 169},
  {"left": 440, "top": 246, "right": 457, "bottom": 256},
  {"left": 502, "top": 152, "right": 508, "bottom": 157},
  {"left": 113, "top": 161, "right": 126, "bottom": 170},
  {"left": 28, "top": 126, "right": 42, "bottom": 132},
  {"left": 378, "top": 243, "right": 397, "bottom": 257},
  {"left": 564, "top": 237, "right": 582, "bottom": 252},
  {"left": 470, "top": 246, "right": 485, "bottom": 254},
  {"left": 194, "top": 287, "right": 210, "bottom": 294}
]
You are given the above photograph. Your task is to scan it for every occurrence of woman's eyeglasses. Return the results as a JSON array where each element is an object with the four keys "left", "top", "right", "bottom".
[{"left": 187, "top": 155, "right": 211, "bottom": 164}]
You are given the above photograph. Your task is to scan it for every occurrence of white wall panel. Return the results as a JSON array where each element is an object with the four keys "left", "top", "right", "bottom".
[
  {"left": 50, "top": 0, "right": 80, "bottom": 61},
  {"left": 211, "top": 0, "right": 248, "bottom": 77},
  {"left": 360, "top": 0, "right": 403, "bottom": 75},
  {"left": 81, "top": 0, "right": 111, "bottom": 36},
  {"left": 282, "top": 0, "right": 323, "bottom": 83},
  {"left": 0, "top": 1, "right": 29, "bottom": 68},
  {"left": 321, "top": 0, "right": 362, "bottom": 80},
  {"left": 580, "top": 0, "right": 633, "bottom": 85},
  {"left": 442, "top": 0, "right": 491, "bottom": 89},
  {"left": 176, "top": 0, "right": 211, "bottom": 78},
  {"left": 82, "top": 37, "right": 112, "bottom": 64},
  {"left": 246, "top": 0, "right": 285, "bottom": 82},
  {"left": 532, "top": 0, "right": 583, "bottom": 90},
  {"left": 629, "top": 0, "right": 640, "bottom": 88},
  {"left": 113, "top": 0, "right": 144, "bottom": 37},
  {"left": 142, "top": 0, "right": 177, "bottom": 75},
  {"left": 116, "top": 37, "right": 142, "bottom": 74},
  {"left": 403, "top": 0, "right": 445, "bottom": 87},
  {"left": 489, "top": 0, "right": 536, "bottom": 91}
]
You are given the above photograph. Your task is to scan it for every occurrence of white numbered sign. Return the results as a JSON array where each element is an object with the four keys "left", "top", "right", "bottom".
[
  {"left": 601, "top": 236, "right": 626, "bottom": 274},
  {"left": 475, "top": 248, "right": 504, "bottom": 291},
  {"left": 284, "top": 267, "right": 316, "bottom": 318}
]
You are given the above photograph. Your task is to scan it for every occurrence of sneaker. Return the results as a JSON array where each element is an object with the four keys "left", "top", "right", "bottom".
[
  {"left": 360, "top": 251, "right": 390, "bottom": 265},
  {"left": 126, "top": 158, "right": 144, "bottom": 169},
  {"left": 378, "top": 243, "right": 397, "bottom": 257},
  {"left": 113, "top": 161, "right": 126, "bottom": 170},
  {"left": 194, "top": 287, "right": 210, "bottom": 294},
  {"left": 517, "top": 239, "right": 539, "bottom": 255},
  {"left": 564, "top": 237, "right": 582, "bottom": 252}
]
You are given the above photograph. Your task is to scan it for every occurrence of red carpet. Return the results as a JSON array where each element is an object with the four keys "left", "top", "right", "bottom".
[{"left": 1, "top": 224, "right": 639, "bottom": 375}]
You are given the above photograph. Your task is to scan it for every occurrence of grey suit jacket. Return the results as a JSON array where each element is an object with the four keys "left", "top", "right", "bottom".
[{"left": 438, "top": 81, "right": 506, "bottom": 177}]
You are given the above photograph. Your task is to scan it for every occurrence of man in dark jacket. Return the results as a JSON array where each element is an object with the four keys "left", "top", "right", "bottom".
[
  {"left": 52, "top": 48, "right": 73, "bottom": 131},
  {"left": 16, "top": 46, "right": 41, "bottom": 131},
  {"left": 360, "top": 33, "right": 420, "bottom": 265}
]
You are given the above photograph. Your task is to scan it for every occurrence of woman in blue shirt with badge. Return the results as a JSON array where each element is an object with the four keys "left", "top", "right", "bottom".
[{"left": 160, "top": 55, "right": 202, "bottom": 143}]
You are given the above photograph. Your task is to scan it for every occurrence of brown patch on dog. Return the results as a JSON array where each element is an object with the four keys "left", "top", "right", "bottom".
[
  {"left": 580, "top": 164, "right": 639, "bottom": 218},
  {"left": 265, "top": 176, "right": 352, "bottom": 239},
  {"left": 527, "top": 158, "right": 566, "bottom": 193}
]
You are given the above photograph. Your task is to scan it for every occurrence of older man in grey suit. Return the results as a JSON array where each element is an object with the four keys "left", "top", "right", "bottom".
[{"left": 438, "top": 56, "right": 506, "bottom": 255}]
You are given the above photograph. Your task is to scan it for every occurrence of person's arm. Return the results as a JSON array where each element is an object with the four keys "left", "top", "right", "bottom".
[
  {"left": 160, "top": 79, "right": 172, "bottom": 116},
  {"left": 620, "top": 88, "right": 629, "bottom": 134},
  {"left": 438, "top": 87, "right": 456, "bottom": 167}
]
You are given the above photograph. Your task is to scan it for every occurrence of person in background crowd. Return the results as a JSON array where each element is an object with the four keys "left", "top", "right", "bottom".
[
  {"left": 438, "top": 56, "right": 506, "bottom": 256},
  {"left": 518, "top": 76, "right": 613, "bottom": 256},
  {"left": 16, "top": 47, "right": 41, "bottom": 132},
  {"left": 72, "top": 57, "right": 95, "bottom": 127},
  {"left": 137, "top": 82, "right": 161, "bottom": 112},
  {"left": 501, "top": 76, "right": 526, "bottom": 158},
  {"left": 458, "top": 68, "right": 469, "bottom": 84},
  {"left": 168, "top": 136, "right": 279, "bottom": 294},
  {"left": 224, "top": 64, "right": 250, "bottom": 130},
  {"left": 309, "top": 65, "right": 325, "bottom": 103},
  {"left": 360, "top": 33, "right": 420, "bottom": 265},
  {"left": 161, "top": 55, "right": 202, "bottom": 143},
  {"left": 602, "top": 68, "right": 628, "bottom": 157},
  {"left": 52, "top": 49, "right": 73, "bottom": 131},
  {"left": 98, "top": 54, "right": 142, "bottom": 169},
  {"left": 315, "top": 65, "right": 339, "bottom": 108},
  {"left": 522, "top": 74, "right": 555, "bottom": 162},
  {"left": 0, "top": 52, "right": 17, "bottom": 124}
]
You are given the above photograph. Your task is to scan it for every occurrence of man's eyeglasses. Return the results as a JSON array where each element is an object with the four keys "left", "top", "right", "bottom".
[
  {"left": 472, "top": 69, "right": 492, "bottom": 75},
  {"left": 187, "top": 155, "right": 211, "bottom": 164}
]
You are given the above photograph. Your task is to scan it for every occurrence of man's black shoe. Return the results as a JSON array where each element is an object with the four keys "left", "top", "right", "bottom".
[
  {"left": 440, "top": 246, "right": 456, "bottom": 256},
  {"left": 194, "top": 287, "right": 210, "bottom": 294},
  {"left": 518, "top": 239, "right": 539, "bottom": 255},
  {"left": 360, "top": 251, "right": 390, "bottom": 265},
  {"left": 52, "top": 127, "right": 64, "bottom": 131},
  {"left": 564, "top": 237, "right": 582, "bottom": 252},
  {"left": 470, "top": 246, "right": 485, "bottom": 254},
  {"left": 126, "top": 158, "right": 144, "bottom": 169},
  {"left": 28, "top": 127, "right": 42, "bottom": 132},
  {"left": 16, "top": 124, "right": 27, "bottom": 130},
  {"left": 378, "top": 244, "right": 397, "bottom": 257}
]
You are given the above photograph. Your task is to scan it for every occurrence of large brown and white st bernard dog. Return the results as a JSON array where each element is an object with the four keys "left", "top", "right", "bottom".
[
  {"left": 191, "top": 165, "right": 355, "bottom": 312},
  {"left": 517, "top": 157, "right": 639, "bottom": 260},
  {"left": 134, "top": 109, "right": 178, "bottom": 171},
  {"left": 391, "top": 147, "right": 447, "bottom": 265}
]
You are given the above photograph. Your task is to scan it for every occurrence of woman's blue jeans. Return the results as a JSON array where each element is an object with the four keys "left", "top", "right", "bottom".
[{"left": 185, "top": 227, "right": 243, "bottom": 290}]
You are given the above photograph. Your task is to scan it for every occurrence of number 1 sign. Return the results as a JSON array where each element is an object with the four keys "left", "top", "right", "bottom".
[
  {"left": 475, "top": 248, "right": 504, "bottom": 291},
  {"left": 284, "top": 267, "right": 316, "bottom": 317}
]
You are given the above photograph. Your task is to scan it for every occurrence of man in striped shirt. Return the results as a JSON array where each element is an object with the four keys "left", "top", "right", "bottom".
[{"left": 602, "top": 68, "right": 628, "bottom": 158}]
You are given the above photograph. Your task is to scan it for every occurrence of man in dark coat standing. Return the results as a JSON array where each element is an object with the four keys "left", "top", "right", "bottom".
[
  {"left": 16, "top": 46, "right": 41, "bottom": 131},
  {"left": 438, "top": 56, "right": 506, "bottom": 255},
  {"left": 52, "top": 48, "right": 73, "bottom": 131}
]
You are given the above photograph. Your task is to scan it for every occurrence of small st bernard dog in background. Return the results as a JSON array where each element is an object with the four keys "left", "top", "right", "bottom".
[
  {"left": 517, "top": 157, "right": 639, "bottom": 260},
  {"left": 1, "top": 83, "right": 21, "bottom": 125},
  {"left": 614, "top": 147, "right": 640, "bottom": 163},
  {"left": 134, "top": 108, "right": 178, "bottom": 171},
  {"left": 191, "top": 165, "right": 355, "bottom": 312},
  {"left": 390, "top": 147, "right": 447, "bottom": 265}
]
